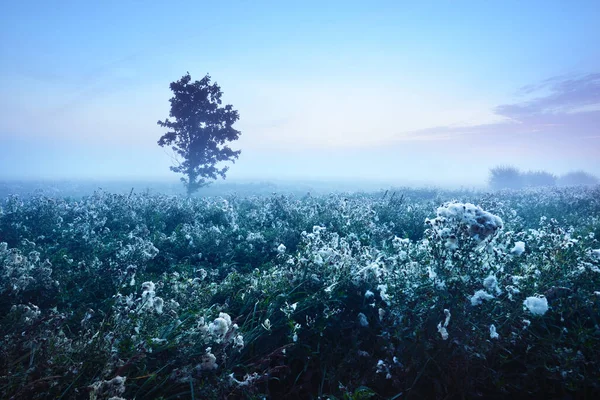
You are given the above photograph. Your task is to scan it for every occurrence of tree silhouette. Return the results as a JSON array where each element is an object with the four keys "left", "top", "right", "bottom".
[{"left": 157, "top": 73, "right": 241, "bottom": 195}]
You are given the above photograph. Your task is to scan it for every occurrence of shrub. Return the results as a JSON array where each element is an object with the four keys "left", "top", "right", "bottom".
[
  {"left": 522, "top": 170, "right": 557, "bottom": 187},
  {"left": 489, "top": 165, "right": 523, "bottom": 190},
  {"left": 558, "top": 170, "right": 599, "bottom": 186}
]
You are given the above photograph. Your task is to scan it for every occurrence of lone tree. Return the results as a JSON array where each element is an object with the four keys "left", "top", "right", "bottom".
[{"left": 157, "top": 72, "right": 241, "bottom": 195}]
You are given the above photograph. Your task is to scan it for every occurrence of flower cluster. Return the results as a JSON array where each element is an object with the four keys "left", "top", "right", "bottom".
[{"left": 0, "top": 185, "right": 598, "bottom": 398}]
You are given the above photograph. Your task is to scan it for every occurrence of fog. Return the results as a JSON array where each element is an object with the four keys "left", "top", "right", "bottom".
[{"left": 1, "top": 1, "right": 599, "bottom": 193}]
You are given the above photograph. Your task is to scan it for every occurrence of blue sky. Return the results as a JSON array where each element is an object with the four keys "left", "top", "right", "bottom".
[{"left": 1, "top": 0, "right": 599, "bottom": 185}]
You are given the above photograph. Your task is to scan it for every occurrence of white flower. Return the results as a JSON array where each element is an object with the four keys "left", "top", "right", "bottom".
[
  {"left": 200, "top": 350, "right": 218, "bottom": 370},
  {"left": 210, "top": 313, "right": 232, "bottom": 339},
  {"left": 483, "top": 276, "right": 501, "bottom": 295},
  {"left": 153, "top": 297, "right": 164, "bottom": 314},
  {"left": 219, "top": 312, "right": 232, "bottom": 327},
  {"left": 281, "top": 302, "right": 297, "bottom": 318},
  {"left": 312, "top": 225, "right": 326, "bottom": 234},
  {"left": 523, "top": 296, "right": 549, "bottom": 316},
  {"left": 376, "top": 360, "right": 387, "bottom": 374},
  {"left": 392, "top": 236, "right": 410, "bottom": 248},
  {"left": 141, "top": 281, "right": 155, "bottom": 293},
  {"left": 437, "top": 323, "right": 449, "bottom": 340},
  {"left": 233, "top": 334, "right": 244, "bottom": 349},
  {"left": 357, "top": 313, "right": 369, "bottom": 327},
  {"left": 377, "top": 284, "right": 390, "bottom": 305},
  {"left": 313, "top": 254, "right": 324, "bottom": 266},
  {"left": 277, "top": 243, "right": 286, "bottom": 254},
  {"left": 443, "top": 309, "right": 451, "bottom": 327},
  {"left": 435, "top": 202, "right": 503, "bottom": 241},
  {"left": 489, "top": 324, "right": 500, "bottom": 339},
  {"left": 261, "top": 318, "right": 272, "bottom": 331},
  {"left": 505, "top": 285, "right": 521, "bottom": 301},
  {"left": 435, "top": 309, "right": 451, "bottom": 340},
  {"left": 196, "top": 268, "right": 208, "bottom": 281},
  {"left": 471, "top": 290, "right": 494, "bottom": 306},
  {"left": 511, "top": 241, "right": 526, "bottom": 256}
]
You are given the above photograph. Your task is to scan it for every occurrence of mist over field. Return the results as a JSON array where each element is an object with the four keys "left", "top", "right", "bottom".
[
  {"left": 1, "top": 3, "right": 600, "bottom": 187},
  {"left": 1, "top": 1, "right": 600, "bottom": 399}
]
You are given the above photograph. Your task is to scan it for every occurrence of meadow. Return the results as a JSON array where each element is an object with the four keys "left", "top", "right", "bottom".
[{"left": 1, "top": 185, "right": 599, "bottom": 399}]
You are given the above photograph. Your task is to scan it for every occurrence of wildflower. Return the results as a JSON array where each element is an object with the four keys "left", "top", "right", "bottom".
[
  {"left": 377, "top": 284, "right": 390, "bottom": 305},
  {"left": 141, "top": 281, "right": 155, "bottom": 293},
  {"left": 312, "top": 225, "right": 326, "bottom": 234},
  {"left": 392, "top": 236, "right": 410, "bottom": 246},
  {"left": 436, "top": 309, "right": 451, "bottom": 340},
  {"left": 196, "top": 268, "right": 208, "bottom": 280},
  {"left": 471, "top": 290, "right": 494, "bottom": 306},
  {"left": 277, "top": 243, "right": 286, "bottom": 254},
  {"left": 210, "top": 313, "right": 232, "bottom": 339},
  {"left": 376, "top": 360, "right": 389, "bottom": 377},
  {"left": 281, "top": 302, "right": 297, "bottom": 318},
  {"left": 489, "top": 324, "right": 500, "bottom": 339},
  {"left": 229, "top": 372, "right": 259, "bottom": 387},
  {"left": 511, "top": 241, "right": 526, "bottom": 256},
  {"left": 261, "top": 318, "right": 272, "bottom": 331},
  {"left": 437, "top": 323, "right": 449, "bottom": 340},
  {"left": 483, "top": 276, "right": 501, "bottom": 295},
  {"left": 505, "top": 285, "right": 521, "bottom": 301},
  {"left": 153, "top": 297, "right": 164, "bottom": 314},
  {"left": 435, "top": 202, "right": 503, "bottom": 241},
  {"left": 523, "top": 296, "right": 549, "bottom": 316},
  {"left": 357, "top": 312, "right": 369, "bottom": 327},
  {"left": 200, "top": 349, "right": 218, "bottom": 370},
  {"left": 324, "top": 282, "right": 336, "bottom": 293},
  {"left": 443, "top": 309, "right": 451, "bottom": 327},
  {"left": 88, "top": 376, "right": 126, "bottom": 398},
  {"left": 292, "top": 323, "right": 301, "bottom": 342},
  {"left": 233, "top": 334, "right": 244, "bottom": 349},
  {"left": 313, "top": 253, "right": 324, "bottom": 266}
]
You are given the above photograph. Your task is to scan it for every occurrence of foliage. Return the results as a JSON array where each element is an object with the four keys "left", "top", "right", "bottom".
[
  {"left": 558, "top": 170, "right": 599, "bottom": 187},
  {"left": 157, "top": 73, "right": 241, "bottom": 196},
  {"left": 1, "top": 186, "right": 600, "bottom": 399},
  {"left": 489, "top": 166, "right": 599, "bottom": 191},
  {"left": 489, "top": 165, "right": 523, "bottom": 190},
  {"left": 522, "top": 170, "right": 557, "bottom": 187}
]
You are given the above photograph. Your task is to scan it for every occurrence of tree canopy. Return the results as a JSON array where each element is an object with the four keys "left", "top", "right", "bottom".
[{"left": 157, "top": 73, "right": 241, "bottom": 195}]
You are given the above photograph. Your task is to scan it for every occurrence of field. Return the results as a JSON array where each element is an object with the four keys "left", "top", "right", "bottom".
[{"left": 1, "top": 184, "right": 599, "bottom": 399}]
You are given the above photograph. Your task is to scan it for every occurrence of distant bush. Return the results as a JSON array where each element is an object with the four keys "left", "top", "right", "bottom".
[
  {"left": 488, "top": 167, "right": 597, "bottom": 190},
  {"left": 522, "top": 170, "right": 557, "bottom": 187},
  {"left": 558, "top": 170, "right": 599, "bottom": 186},
  {"left": 489, "top": 165, "right": 523, "bottom": 190}
]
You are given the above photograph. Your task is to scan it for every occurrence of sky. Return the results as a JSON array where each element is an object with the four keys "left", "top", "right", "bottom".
[{"left": 1, "top": 0, "right": 599, "bottom": 187}]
